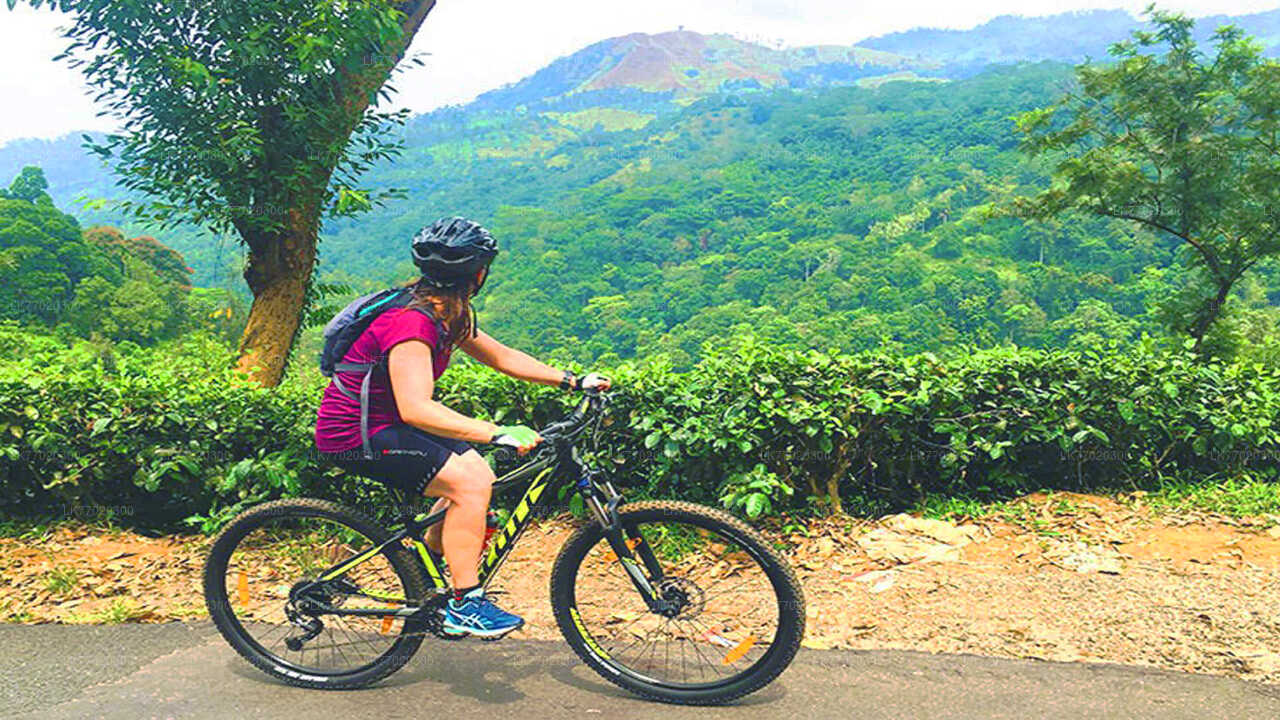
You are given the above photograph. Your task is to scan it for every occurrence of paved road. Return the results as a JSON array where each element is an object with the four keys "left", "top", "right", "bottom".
[{"left": 1, "top": 623, "right": 1277, "bottom": 720}]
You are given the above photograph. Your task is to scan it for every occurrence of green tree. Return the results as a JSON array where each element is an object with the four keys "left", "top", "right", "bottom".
[
  {"left": 15, "top": 0, "right": 439, "bottom": 384},
  {"left": 67, "top": 256, "right": 181, "bottom": 343},
  {"left": 1050, "top": 298, "right": 1138, "bottom": 349},
  {"left": 85, "top": 226, "right": 193, "bottom": 289},
  {"left": 0, "top": 168, "right": 119, "bottom": 324},
  {"left": 0, "top": 166, "right": 53, "bottom": 205},
  {"left": 1015, "top": 9, "right": 1280, "bottom": 353}
]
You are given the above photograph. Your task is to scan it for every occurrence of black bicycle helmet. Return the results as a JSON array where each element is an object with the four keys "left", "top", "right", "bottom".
[{"left": 410, "top": 217, "right": 498, "bottom": 292}]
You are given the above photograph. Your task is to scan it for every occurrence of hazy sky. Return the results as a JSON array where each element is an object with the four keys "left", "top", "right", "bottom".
[{"left": 1, "top": 0, "right": 1276, "bottom": 145}]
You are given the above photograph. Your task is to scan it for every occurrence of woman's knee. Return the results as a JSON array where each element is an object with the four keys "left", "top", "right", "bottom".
[{"left": 427, "top": 451, "right": 494, "bottom": 504}]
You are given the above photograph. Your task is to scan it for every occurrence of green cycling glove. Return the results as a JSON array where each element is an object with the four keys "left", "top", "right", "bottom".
[{"left": 491, "top": 425, "right": 541, "bottom": 448}]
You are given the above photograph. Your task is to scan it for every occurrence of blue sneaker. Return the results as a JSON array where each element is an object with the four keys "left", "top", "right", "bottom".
[{"left": 441, "top": 588, "right": 524, "bottom": 639}]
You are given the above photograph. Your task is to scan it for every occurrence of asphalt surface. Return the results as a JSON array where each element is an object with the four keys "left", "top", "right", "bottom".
[{"left": 1, "top": 622, "right": 1278, "bottom": 719}]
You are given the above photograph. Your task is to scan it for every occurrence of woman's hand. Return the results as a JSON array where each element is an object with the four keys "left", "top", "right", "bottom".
[
  {"left": 491, "top": 425, "right": 543, "bottom": 454},
  {"left": 579, "top": 372, "right": 612, "bottom": 392}
]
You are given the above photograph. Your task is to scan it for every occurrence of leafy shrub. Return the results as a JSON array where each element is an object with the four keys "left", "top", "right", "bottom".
[
  {"left": 2, "top": 328, "right": 1279, "bottom": 530},
  {"left": 0, "top": 330, "right": 383, "bottom": 530},
  {"left": 719, "top": 464, "right": 793, "bottom": 518}
]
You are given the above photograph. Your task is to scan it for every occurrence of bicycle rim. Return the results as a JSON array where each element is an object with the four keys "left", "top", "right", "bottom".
[
  {"left": 213, "top": 513, "right": 418, "bottom": 677},
  {"left": 567, "top": 516, "right": 786, "bottom": 689}
]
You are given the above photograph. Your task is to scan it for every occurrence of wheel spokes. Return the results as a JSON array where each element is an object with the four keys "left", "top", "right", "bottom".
[
  {"left": 572, "top": 519, "right": 781, "bottom": 687},
  {"left": 221, "top": 516, "right": 410, "bottom": 675}
]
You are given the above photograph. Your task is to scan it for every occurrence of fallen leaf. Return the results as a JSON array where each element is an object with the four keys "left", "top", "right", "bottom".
[
  {"left": 814, "top": 537, "right": 836, "bottom": 559},
  {"left": 882, "top": 514, "right": 981, "bottom": 546},
  {"left": 801, "top": 636, "right": 833, "bottom": 650},
  {"left": 1234, "top": 649, "right": 1280, "bottom": 675}
]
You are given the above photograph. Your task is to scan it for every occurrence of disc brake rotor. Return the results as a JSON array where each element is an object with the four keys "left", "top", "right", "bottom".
[{"left": 656, "top": 576, "right": 705, "bottom": 620}]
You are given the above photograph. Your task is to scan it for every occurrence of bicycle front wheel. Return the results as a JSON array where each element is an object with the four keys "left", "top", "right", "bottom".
[{"left": 550, "top": 501, "right": 805, "bottom": 705}]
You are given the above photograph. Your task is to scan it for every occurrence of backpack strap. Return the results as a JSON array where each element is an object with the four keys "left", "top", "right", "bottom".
[
  {"left": 331, "top": 362, "right": 371, "bottom": 401},
  {"left": 331, "top": 360, "right": 380, "bottom": 459},
  {"left": 359, "top": 366, "right": 375, "bottom": 460}
]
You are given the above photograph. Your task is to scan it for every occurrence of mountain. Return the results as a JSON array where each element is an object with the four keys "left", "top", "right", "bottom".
[
  {"left": 861, "top": 9, "right": 1280, "bottom": 75},
  {"left": 357, "top": 63, "right": 1278, "bottom": 366},
  {"left": 6, "top": 6, "right": 1280, "bottom": 349},
  {"left": 467, "top": 9, "right": 1280, "bottom": 114},
  {"left": 469, "top": 30, "right": 931, "bottom": 112}
]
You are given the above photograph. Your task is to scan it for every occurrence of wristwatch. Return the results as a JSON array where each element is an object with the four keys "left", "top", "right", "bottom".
[{"left": 560, "top": 370, "right": 578, "bottom": 391}]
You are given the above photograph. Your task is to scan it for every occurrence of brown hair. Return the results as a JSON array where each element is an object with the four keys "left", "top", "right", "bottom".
[{"left": 403, "top": 277, "right": 476, "bottom": 346}]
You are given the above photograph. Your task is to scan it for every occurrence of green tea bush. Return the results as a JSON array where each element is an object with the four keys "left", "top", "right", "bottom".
[
  {"left": 0, "top": 327, "right": 362, "bottom": 531},
  {"left": 2, "top": 327, "right": 1279, "bottom": 530}
]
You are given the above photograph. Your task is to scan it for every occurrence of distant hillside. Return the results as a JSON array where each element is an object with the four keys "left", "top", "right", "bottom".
[
  {"left": 6, "top": 7, "right": 1280, "bottom": 297},
  {"left": 469, "top": 30, "right": 930, "bottom": 112},
  {"left": 469, "top": 9, "right": 1280, "bottom": 113},
  {"left": 861, "top": 8, "right": 1280, "bottom": 75}
]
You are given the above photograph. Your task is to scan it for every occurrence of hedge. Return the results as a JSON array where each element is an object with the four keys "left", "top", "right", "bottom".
[{"left": 3, "top": 324, "right": 1279, "bottom": 531}]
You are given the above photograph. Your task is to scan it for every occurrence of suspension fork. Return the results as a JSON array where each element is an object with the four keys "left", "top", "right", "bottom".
[{"left": 582, "top": 478, "right": 670, "bottom": 612}]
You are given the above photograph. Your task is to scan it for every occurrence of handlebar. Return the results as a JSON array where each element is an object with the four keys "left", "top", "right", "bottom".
[
  {"left": 488, "top": 390, "right": 609, "bottom": 461},
  {"left": 539, "top": 388, "right": 608, "bottom": 443}
]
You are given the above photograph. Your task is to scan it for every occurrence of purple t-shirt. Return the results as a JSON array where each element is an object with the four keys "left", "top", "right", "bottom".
[{"left": 315, "top": 307, "right": 452, "bottom": 453}]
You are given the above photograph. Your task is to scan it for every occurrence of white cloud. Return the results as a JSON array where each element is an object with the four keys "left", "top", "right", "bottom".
[
  {"left": 0, "top": 6, "right": 104, "bottom": 144},
  {"left": 1, "top": 0, "right": 1276, "bottom": 145}
]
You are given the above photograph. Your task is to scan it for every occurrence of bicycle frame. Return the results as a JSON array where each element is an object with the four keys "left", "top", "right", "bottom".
[{"left": 296, "top": 394, "right": 668, "bottom": 621}]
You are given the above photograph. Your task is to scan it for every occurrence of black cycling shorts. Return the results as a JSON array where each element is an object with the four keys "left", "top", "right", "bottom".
[{"left": 324, "top": 424, "right": 473, "bottom": 496}]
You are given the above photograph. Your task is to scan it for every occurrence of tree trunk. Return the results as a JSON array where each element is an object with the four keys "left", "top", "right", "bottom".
[
  {"left": 823, "top": 437, "right": 854, "bottom": 516},
  {"left": 236, "top": 210, "right": 319, "bottom": 385},
  {"left": 1190, "top": 279, "right": 1233, "bottom": 354},
  {"left": 825, "top": 472, "right": 843, "bottom": 515},
  {"left": 233, "top": 0, "right": 438, "bottom": 386}
]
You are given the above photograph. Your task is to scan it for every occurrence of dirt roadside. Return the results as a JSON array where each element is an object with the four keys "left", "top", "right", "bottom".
[{"left": 3, "top": 492, "right": 1278, "bottom": 683}]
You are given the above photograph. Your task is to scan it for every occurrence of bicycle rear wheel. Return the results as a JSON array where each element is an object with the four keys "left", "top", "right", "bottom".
[
  {"left": 550, "top": 501, "right": 805, "bottom": 705},
  {"left": 202, "top": 498, "right": 430, "bottom": 689}
]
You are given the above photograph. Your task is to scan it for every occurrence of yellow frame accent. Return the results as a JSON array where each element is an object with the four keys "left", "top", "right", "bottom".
[{"left": 311, "top": 457, "right": 563, "bottom": 595}]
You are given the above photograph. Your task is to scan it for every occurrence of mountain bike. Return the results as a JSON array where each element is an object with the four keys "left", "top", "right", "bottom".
[{"left": 202, "top": 390, "right": 805, "bottom": 705}]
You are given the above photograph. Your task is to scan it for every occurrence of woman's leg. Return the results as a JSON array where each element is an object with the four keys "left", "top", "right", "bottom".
[
  {"left": 423, "top": 498, "right": 449, "bottom": 555},
  {"left": 422, "top": 449, "right": 495, "bottom": 589}
]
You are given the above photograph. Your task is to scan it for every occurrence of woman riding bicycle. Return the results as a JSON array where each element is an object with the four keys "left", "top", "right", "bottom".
[{"left": 315, "top": 216, "right": 610, "bottom": 639}]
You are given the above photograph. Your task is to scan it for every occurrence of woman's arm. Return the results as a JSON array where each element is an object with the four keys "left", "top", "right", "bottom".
[
  {"left": 388, "top": 340, "right": 498, "bottom": 443},
  {"left": 459, "top": 330, "right": 565, "bottom": 386}
]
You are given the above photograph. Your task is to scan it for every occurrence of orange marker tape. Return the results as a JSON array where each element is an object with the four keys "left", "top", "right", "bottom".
[
  {"left": 603, "top": 537, "right": 642, "bottom": 562},
  {"left": 723, "top": 635, "right": 757, "bottom": 664}
]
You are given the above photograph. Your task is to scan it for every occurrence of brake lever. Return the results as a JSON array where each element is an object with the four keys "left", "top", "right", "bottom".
[{"left": 539, "top": 419, "right": 570, "bottom": 441}]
